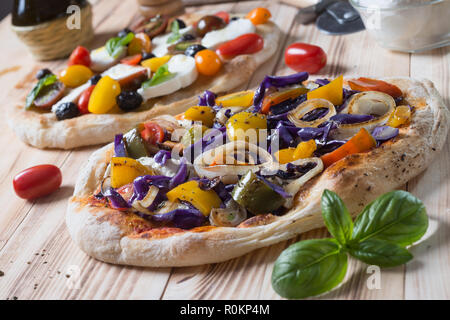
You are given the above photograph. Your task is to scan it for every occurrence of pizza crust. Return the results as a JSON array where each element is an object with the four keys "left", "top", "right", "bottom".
[
  {"left": 8, "top": 20, "right": 280, "bottom": 150},
  {"left": 66, "top": 77, "right": 449, "bottom": 267}
]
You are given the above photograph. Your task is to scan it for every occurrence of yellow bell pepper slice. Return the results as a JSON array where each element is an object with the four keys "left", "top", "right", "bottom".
[
  {"left": 307, "top": 75, "right": 343, "bottom": 105},
  {"left": 275, "top": 139, "right": 317, "bottom": 164},
  {"left": 226, "top": 111, "right": 267, "bottom": 142},
  {"left": 141, "top": 55, "right": 172, "bottom": 72},
  {"left": 166, "top": 180, "right": 222, "bottom": 216},
  {"left": 386, "top": 105, "right": 411, "bottom": 128},
  {"left": 184, "top": 106, "right": 216, "bottom": 127},
  {"left": 110, "top": 157, "right": 152, "bottom": 188},
  {"left": 215, "top": 90, "right": 255, "bottom": 108}
]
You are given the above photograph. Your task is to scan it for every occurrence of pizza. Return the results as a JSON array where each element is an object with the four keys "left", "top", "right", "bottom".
[
  {"left": 66, "top": 72, "right": 449, "bottom": 267},
  {"left": 8, "top": 8, "right": 280, "bottom": 149}
]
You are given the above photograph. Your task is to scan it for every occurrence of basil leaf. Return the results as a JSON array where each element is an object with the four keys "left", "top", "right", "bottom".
[
  {"left": 321, "top": 189, "right": 353, "bottom": 245},
  {"left": 25, "top": 74, "right": 57, "bottom": 109},
  {"left": 349, "top": 238, "right": 413, "bottom": 268},
  {"left": 351, "top": 190, "right": 428, "bottom": 246},
  {"left": 106, "top": 32, "right": 134, "bottom": 58},
  {"left": 167, "top": 20, "right": 180, "bottom": 44},
  {"left": 142, "top": 64, "right": 176, "bottom": 88},
  {"left": 271, "top": 239, "right": 348, "bottom": 299}
]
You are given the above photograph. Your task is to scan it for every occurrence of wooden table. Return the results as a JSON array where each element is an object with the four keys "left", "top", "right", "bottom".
[{"left": 0, "top": 0, "right": 448, "bottom": 300}]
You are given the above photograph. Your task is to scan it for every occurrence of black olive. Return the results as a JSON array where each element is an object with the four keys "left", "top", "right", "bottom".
[
  {"left": 180, "top": 33, "right": 195, "bottom": 41},
  {"left": 55, "top": 102, "right": 80, "bottom": 121},
  {"left": 118, "top": 28, "right": 132, "bottom": 38},
  {"left": 90, "top": 74, "right": 101, "bottom": 85},
  {"left": 36, "top": 68, "right": 53, "bottom": 80},
  {"left": 184, "top": 44, "right": 207, "bottom": 57},
  {"left": 142, "top": 52, "right": 155, "bottom": 60},
  {"left": 174, "top": 18, "right": 186, "bottom": 29},
  {"left": 116, "top": 91, "right": 143, "bottom": 112},
  {"left": 230, "top": 17, "right": 240, "bottom": 21}
]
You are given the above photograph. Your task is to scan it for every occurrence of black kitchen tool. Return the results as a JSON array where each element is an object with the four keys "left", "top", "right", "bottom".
[{"left": 316, "top": 1, "right": 365, "bottom": 35}]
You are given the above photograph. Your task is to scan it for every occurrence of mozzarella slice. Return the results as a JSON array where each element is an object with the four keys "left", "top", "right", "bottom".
[
  {"left": 201, "top": 19, "right": 256, "bottom": 49},
  {"left": 151, "top": 26, "right": 193, "bottom": 57},
  {"left": 51, "top": 64, "right": 147, "bottom": 112},
  {"left": 137, "top": 55, "right": 198, "bottom": 101},
  {"left": 90, "top": 46, "right": 127, "bottom": 72}
]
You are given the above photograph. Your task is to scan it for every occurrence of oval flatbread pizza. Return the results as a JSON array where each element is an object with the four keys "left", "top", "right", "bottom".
[
  {"left": 8, "top": 10, "right": 280, "bottom": 149},
  {"left": 66, "top": 74, "right": 449, "bottom": 267}
]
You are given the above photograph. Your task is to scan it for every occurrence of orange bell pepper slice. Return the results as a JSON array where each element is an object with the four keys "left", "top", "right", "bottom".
[
  {"left": 348, "top": 77, "right": 402, "bottom": 98},
  {"left": 321, "top": 128, "right": 376, "bottom": 168},
  {"left": 261, "top": 87, "right": 308, "bottom": 114},
  {"left": 307, "top": 75, "right": 343, "bottom": 106}
]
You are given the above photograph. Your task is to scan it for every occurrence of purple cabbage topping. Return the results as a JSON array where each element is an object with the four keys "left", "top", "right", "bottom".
[
  {"left": 114, "top": 134, "right": 127, "bottom": 157},
  {"left": 372, "top": 126, "right": 399, "bottom": 142},
  {"left": 183, "top": 126, "right": 227, "bottom": 163},
  {"left": 253, "top": 72, "right": 309, "bottom": 111},
  {"left": 330, "top": 113, "right": 374, "bottom": 124},
  {"left": 315, "top": 78, "right": 330, "bottom": 86},
  {"left": 150, "top": 208, "right": 205, "bottom": 229},
  {"left": 258, "top": 175, "right": 291, "bottom": 198},
  {"left": 314, "top": 140, "right": 346, "bottom": 157},
  {"left": 301, "top": 107, "right": 329, "bottom": 122},
  {"left": 103, "top": 188, "right": 131, "bottom": 209},
  {"left": 198, "top": 90, "right": 216, "bottom": 107},
  {"left": 269, "top": 94, "right": 307, "bottom": 115},
  {"left": 130, "top": 175, "right": 171, "bottom": 202},
  {"left": 169, "top": 159, "right": 188, "bottom": 189},
  {"left": 154, "top": 150, "right": 171, "bottom": 165}
]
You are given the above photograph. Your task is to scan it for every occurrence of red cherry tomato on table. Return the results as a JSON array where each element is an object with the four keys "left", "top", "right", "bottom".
[
  {"left": 141, "top": 122, "right": 165, "bottom": 145},
  {"left": 214, "top": 11, "right": 230, "bottom": 24},
  {"left": 77, "top": 85, "right": 95, "bottom": 114},
  {"left": 68, "top": 46, "right": 91, "bottom": 67},
  {"left": 285, "top": 43, "right": 327, "bottom": 74},
  {"left": 13, "top": 165, "right": 62, "bottom": 200},
  {"left": 216, "top": 33, "right": 264, "bottom": 59}
]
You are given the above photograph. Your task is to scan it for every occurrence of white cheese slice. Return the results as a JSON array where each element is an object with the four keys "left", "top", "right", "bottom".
[
  {"left": 137, "top": 54, "right": 198, "bottom": 101},
  {"left": 51, "top": 64, "right": 147, "bottom": 112},
  {"left": 90, "top": 46, "right": 127, "bottom": 72},
  {"left": 201, "top": 19, "right": 256, "bottom": 49},
  {"left": 151, "top": 26, "right": 193, "bottom": 57}
]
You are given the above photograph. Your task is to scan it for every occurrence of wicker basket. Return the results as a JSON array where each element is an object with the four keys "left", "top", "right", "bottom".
[{"left": 11, "top": 3, "right": 94, "bottom": 61}]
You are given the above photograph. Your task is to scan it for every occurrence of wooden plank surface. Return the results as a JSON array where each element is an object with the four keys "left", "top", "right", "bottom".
[{"left": 0, "top": 0, "right": 448, "bottom": 300}]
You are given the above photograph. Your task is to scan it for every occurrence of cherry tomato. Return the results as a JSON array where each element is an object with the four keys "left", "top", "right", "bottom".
[
  {"left": 59, "top": 65, "right": 93, "bottom": 88},
  {"left": 68, "top": 46, "right": 91, "bottom": 67},
  {"left": 216, "top": 33, "right": 264, "bottom": 59},
  {"left": 77, "top": 85, "right": 95, "bottom": 114},
  {"left": 120, "top": 54, "right": 142, "bottom": 66},
  {"left": 13, "top": 165, "right": 62, "bottom": 200},
  {"left": 141, "top": 121, "right": 165, "bottom": 145},
  {"left": 214, "top": 11, "right": 230, "bottom": 24},
  {"left": 348, "top": 77, "right": 403, "bottom": 98},
  {"left": 88, "top": 76, "right": 121, "bottom": 114},
  {"left": 246, "top": 7, "right": 271, "bottom": 25},
  {"left": 127, "top": 33, "right": 151, "bottom": 56},
  {"left": 285, "top": 43, "right": 327, "bottom": 74},
  {"left": 195, "top": 49, "right": 222, "bottom": 76}
]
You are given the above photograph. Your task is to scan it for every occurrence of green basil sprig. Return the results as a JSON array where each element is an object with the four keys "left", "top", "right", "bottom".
[
  {"left": 106, "top": 32, "right": 134, "bottom": 58},
  {"left": 166, "top": 20, "right": 181, "bottom": 44},
  {"left": 25, "top": 74, "right": 57, "bottom": 109},
  {"left": 141, "top": 64, "right": 176, "bottom": 88},
  {"left": 271, "top": 189, "right": 428, "bottom": 299}
]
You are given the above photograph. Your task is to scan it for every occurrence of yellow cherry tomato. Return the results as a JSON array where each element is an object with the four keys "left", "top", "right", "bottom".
[
  {"left": 110, "top": 157, "right": 152, "bottom": 188},
  {"left": 293, "top": 139, "right": 317, "bottom": 159},
  {"left": 59, "top": 65, "right": 93, "bottom": 88},
  {"left": 184, "top": 106, "right": 216, "bottom": 127},
  {"left": 246, "top": 7, "right": 271, "bottom": 25},
  {"left": 141, "top": 55, "right": 171, "bottom": 72},
  {"left": 88, "top": 76, "right": 121, "bottom": 114},
  {"left": 195, "top": 49, "right": 222, "bottom": 76},
  {"left": 128, "top": 32, "right": 152, "bottom": 56},
  {"left": 166, "top": 180, "right": 222, "bottom": 216},
  {"left": 226, "top": 111, "right": 267, "bottom": 142},
  {"left": 387, "top": 105, "right": 411, "bottom": 128},
  {"left": 215, "top": 90, "right": 255, "bottom": 108},
  {"left": 307, "top": 75, "right": 343, "bottom": 105}
]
